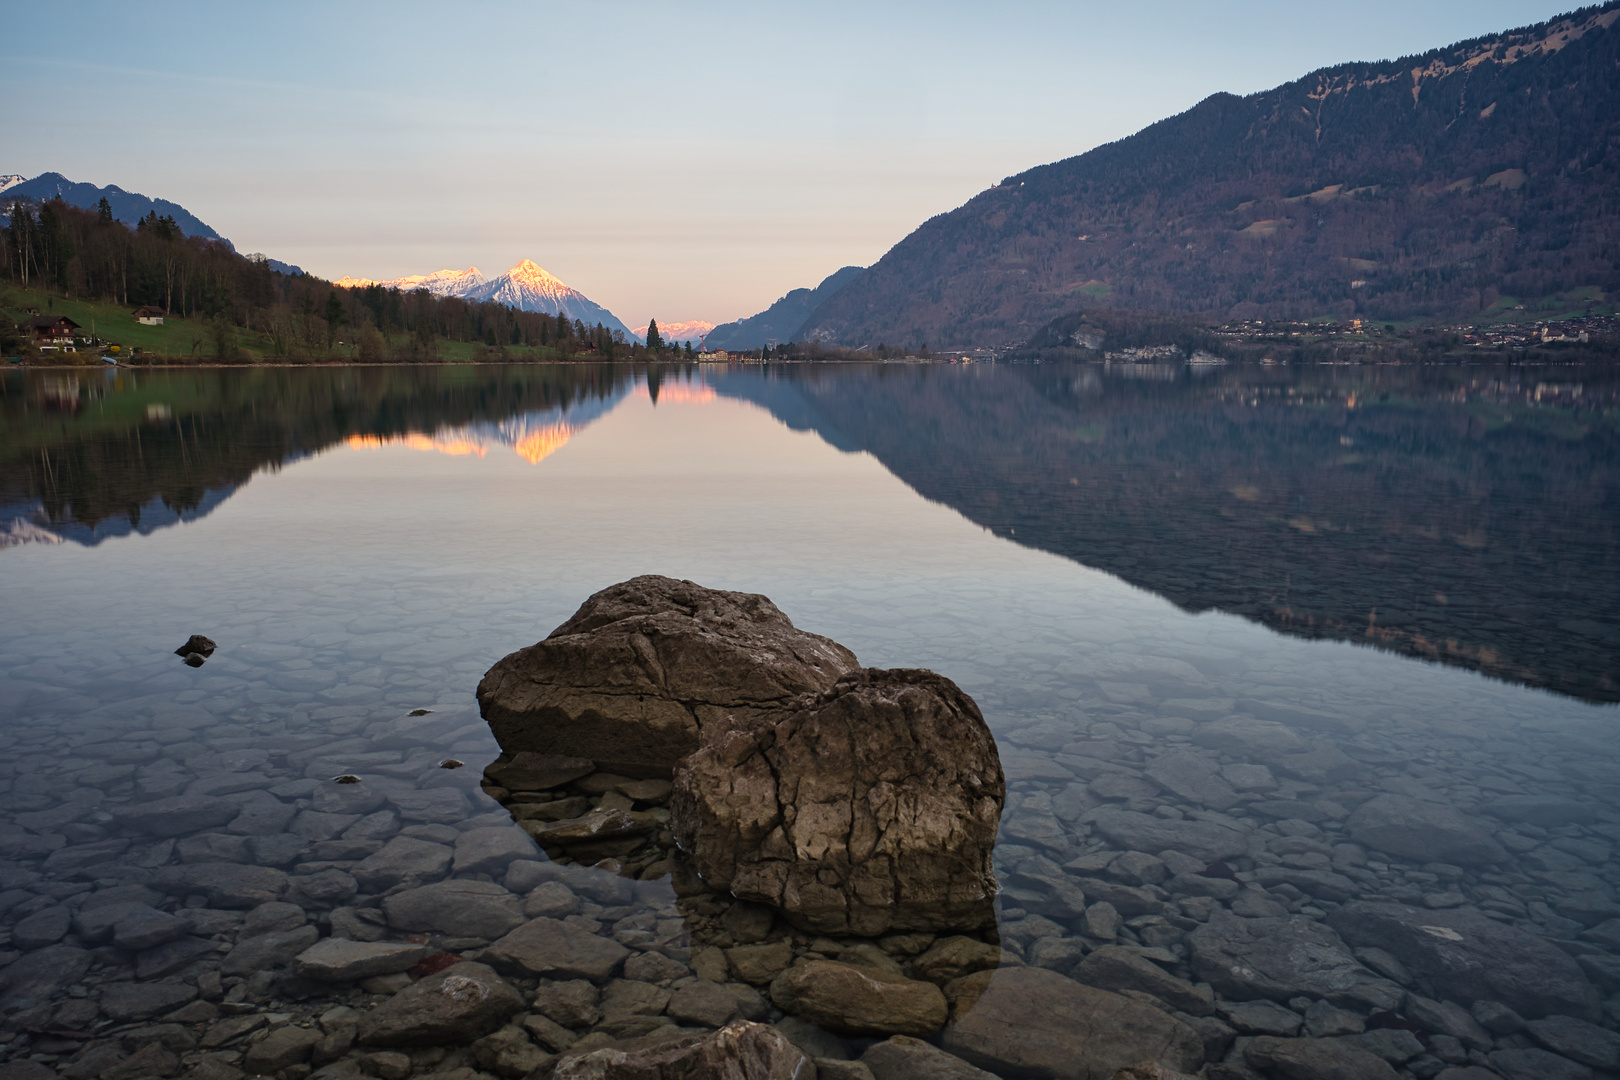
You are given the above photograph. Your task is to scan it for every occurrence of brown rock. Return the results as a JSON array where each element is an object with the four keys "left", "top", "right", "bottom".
[
  {"left": 477, "top": 575, "right": 859, "bottom": 771},
  {"left": 1244, "top": 1035, "right": 1402, "bottom": 1080},
  {"left": 355, "top": 961, "right": 524, "bottom": 1046},
  {"left": 673, "top": 668, "right": 1003, "bottom": 935},
  {"left": 550, "top": 1020, "right": 811, "bottom": 1079},
  {"left": 769, "top": 959, "right": 948, "bottom": 1037},
  {"left": 940, "top": 967, "right": 1204, "bottom": 1080}
]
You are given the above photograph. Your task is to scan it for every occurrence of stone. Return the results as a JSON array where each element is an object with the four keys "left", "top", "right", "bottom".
[
  {"left": 384, "top": 880, "right": 525, "bottom": 939},
  {"left": 113, "top": 905, "right": 193, "bottom": 950},
  {"left": 0, "top": 1063, "right": 58, "bottom": 1080},
  {"left": 1071, "top": 877, "right": 1163, "bottom": 917},
  {"left": 388, "top": 788, "right": 469, "bottom": 824},
  {"left": 600, "top": 978, "right": 672, "bottom": 1023},
  {"left": 862, "top": 1034, "right": 1002, "bottom": 1080},
  {"left": 1144, "top": 751, "right": 1242, "bottom": 811},
  {"left": 290, "top": 869, "right": 360, "bottom": 907},
  {"left": 769, "top": 959, "right": 948, "bottom": 1037},
  {"left": 1072, "top": 945, "right": 1215, "bottom": 1016},
  {"left": 624, "top": 950, "right": 689, "bottom": 984},
  {"left": 1302, "top": 1000, "right": 1364, "bottom": 1037},
  {"left": 940, "top": 967, "right": 1204, "bottom": 1080},
  {"left": 1220, "top": 999, "right": 1302, "bottom": 1035},
  {"left": 1525, "top": 1014, "right": 1620, "bottom": 1070},
  {"left": 1346, "top": 794, "right": 1507, "bottom": 866},
  {"left": 1193, "top": 716, "right": 1309, "bottom": 757},
  {"left": 175, "top": 634, "right": 218, "bottom": 657},
  {"left": 1489, "top": 1047, "right": 1595, "bottom": 1080},
  {"left": 136, "top": 935, "right": 219, "bottom": 979},
  {"left": 11, "top": 905, "right": 70, "bottom": 949},
  {"left": 666, "top": 980, "right": 739, "bottom": 1027},
  {"left": 351, "top": 836, "right": 454, "bottom": 890},
  {"left": 228, "top": 796, "right": 298, "bottom": 837},
  {"left": 1404, "top": 995, "right": 1489, "bottom": 1048},
  {"left": 99, "top": 980, "right": 199, "bottom": 1022},
  {"left": 357, "top": 961, "right": 524, "bottom": 1046},
  {"left": 910, "top": 936, "right": 1003, "bottom": 984},
  {"left": 1187, "top": 912, "right": 1402, "bottom": 1012},
  {"left": 674, "top": 667, "right": 1003, "bottom": 935},
  {"left": 471, "top": 1025, "right": 553, "bottom": 1077},
  {"left": 549, "top": 1019, "right": 812, "bottom": 1080},
  {"left": 243, "top": 900, "right": 307, "bottom": 934},
  {"left": 243, "top": 1025, "right": 322, "bottom": 1074},
  {"left": 1328, "top": 901, "right": 1601, "bottom": 1020},
  {"left": 478, "top": 575, "right": 861, "bottom": 770},
  {"left": 725, "top": 942, "right": 796, "bottom": 985},
  {"left": 106, "top": 1043, "right": 180, "bottom": 1080},
  {"left": 1243, "top": 1036, "right": 1401, "bottom": 1080},
  {"left": 294, "top": 939, "right": 431, "bottom": 981},
  {"left": 1105, "top": 1065, "right": 1199, "bottom": 1080},
  {"left": 1084, "top": 901, "right": 1123, "bottom": 940},
  {"left": 1480, "top": 796, "right": 1598, "bottom": 828},
  {"left": 222, "top": 925, "right": 321, "bottom": 975},
  {"left": 1088, "top": 809, "right": 1249, "bottom": 863},
  {"left": 150, "top": 864, "right": 289, "bottom": 908},
  {"left": 452, "top": 827, "right": 536, "bottom": 875},
  {"left": 483, "top": 752, "right": 595, "bottom": 792},
  {"left": 531, "top": 979, "right": 601, "bottom": 1028},
  {"left": 484, "top": 917, "right": 630, "bottom": 981},
  {"left": 525, "top": 880, "right": 581, "bottom": 919},
  {"left": 113, "top": 796, "right": 240, "bottom": 837}
]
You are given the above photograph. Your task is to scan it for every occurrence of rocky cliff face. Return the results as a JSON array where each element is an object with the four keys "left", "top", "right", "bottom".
[{"left": 801, "top": 4, "right": 1620, "bottom": 347}]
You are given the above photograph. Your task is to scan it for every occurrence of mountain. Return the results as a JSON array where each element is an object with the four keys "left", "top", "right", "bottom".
[
  {"left": 0, "top": 176, "right": 23, "bottom": 195},
  {"left": 706, "top": 266, "right": 864, "bottom": 350},
  {"left": 802, "top": 4, "right": 1620, "bottom": 348},
  {"left": 334, "top": 266, "right": 488, "bottom": 297},
  {"left": 630, "top": 320, "right": 716, "bottom": 346},
  {"left": 467, "top": 261, "right": 630, "bottom": 336},
  {"left": 1, "top": 172, "right": 224, "bottom": 240}
]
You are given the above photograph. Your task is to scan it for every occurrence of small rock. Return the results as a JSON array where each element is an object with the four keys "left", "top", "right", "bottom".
[
  {"left": 1073, "top": 945, "right": 1214, "bottom": 1016},
  {"left": 471, "top": 1025, "right": 553, "bottom": 1077},
  {"left": 99, "top": 980, "right": 199, "bottom": 1023},
  {"left": 150, "top": 863, "right": 290, "bottom": 908},
  {"left": 452, "top": 827, "right": 537, "bottom": 876},
  {"left": 114, "top": 796, "right": 241, "bottom": 838},
  {"left": 356, "top": 961, "right": 524, "bottom": 1046},
  {"left": 862, "top": 1034, "right": 1001, "bottom": 1079},
  {"left": 11, "top": 905, "right": 70, "bottom": 950},
  {"left": 174, "top": 634, "right": 218, "bottom": 657},
  {"left": 549, "top": 1019, "right": 812, "bottom": 1079},
  {"left": 1488, "top": 1047, "right": 1596, "bottom": 1080},
  {"left": 909, "top": 936, "right": 1003, "bottom": 984},
  {"left": 221, "top": 925, "right": 321, "bottom": 975},
  {"left": 294, "top": 939, "right": 431, "bottom": 982},
  {"left": 724, "top": 941, "right": 796, "bottom": 985},
  {"left": 531, "top": 979, "right": 600, "bottom": 1028},
  {"left": 1220, "top": 999, "right": 1302, "bottom": 1035},
  {"left": 242, "top": 1025, "right": 322, "bottom": 1074},
  {"left": 384, "top": 879, "right": 524, "bottom": 940},
  {"left": 1525, "top": 1014, "right": 1620, "bottom": 1071},
  {"left": 1244, "top": 1035, "right": 1400, "bottom": 1080},
  {"left": 770, "top": 959, "right": 947, "bottom": 1037},
  {"left": 666, "top": 980, "right": 739, "bottom": 1027},
  {"left": 351, "top": 836, "right": 454, "bottom": 890},
  {"left": 484, "top": 917, "right": 630, "bottom": 981},
  {"left": 1346, "top": 794, "right": 1506, "bottom": 866}
]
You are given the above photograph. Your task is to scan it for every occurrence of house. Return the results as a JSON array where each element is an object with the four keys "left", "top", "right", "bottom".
[
  {"left": 134, "top": 306, "right": 165, "bottom": 326},
  {"left": 27, "top": 315, "right": 79, "bottom": 351}
]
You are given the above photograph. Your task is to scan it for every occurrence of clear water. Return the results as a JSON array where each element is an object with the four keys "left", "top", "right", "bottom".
[{"left": 1, "top": 361, "right": 1616, "bottom": 1075}]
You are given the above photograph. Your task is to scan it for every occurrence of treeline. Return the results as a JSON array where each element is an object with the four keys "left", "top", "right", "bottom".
[{"left": 1, "top": 197, "right": 625, "bottom": 361}]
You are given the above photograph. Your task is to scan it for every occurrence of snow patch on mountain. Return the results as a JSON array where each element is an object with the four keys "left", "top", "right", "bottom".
[
  {"left": 335, "top": 259, "right": 629, "bottom": 336},
  {"left": 333, "top": 266, "right": 488, "bottom": 296},
  {"left": 632, "top": 320, "right": 717, "bottom": 346}
]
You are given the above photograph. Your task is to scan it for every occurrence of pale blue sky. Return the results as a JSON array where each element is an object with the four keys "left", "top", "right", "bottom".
[{"left": 2, "top": 1, "right": 1578, "bottom": 327}]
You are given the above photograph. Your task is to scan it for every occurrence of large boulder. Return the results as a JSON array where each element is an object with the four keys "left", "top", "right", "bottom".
[
  {"left": 477, "top": 576, "right": 859, "bottom": 772},
  {"left": 672, "top": 668, "right": 1003, "bottom": 935},
  {"left": 940, "top": 967, "right": 1204, "bottom": 1080},
  {"left": 1328, "top": 901, "right": 1602, "bottom": 1021}
]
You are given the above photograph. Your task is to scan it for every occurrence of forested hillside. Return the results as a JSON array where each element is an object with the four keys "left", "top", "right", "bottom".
[{"left": 804, "top": 4, "right": 1620, "bottom": 347}]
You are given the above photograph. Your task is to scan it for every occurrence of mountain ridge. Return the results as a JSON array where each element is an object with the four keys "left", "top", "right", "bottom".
[
  {"left": 335, "top": 259, "right": 630, "bottom": 336},
  {"left": 2, "top": 172, "right": 224, "bottom": 241},
  {"left": 705, "top": 266, "right": 864, "bottom": 350},
  {"left": 801, "top": 3, "right": 1620, "bottom": 347}
]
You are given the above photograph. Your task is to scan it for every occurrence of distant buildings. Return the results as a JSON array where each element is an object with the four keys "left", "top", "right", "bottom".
[
  {"left": 27, "top": 315, "right": 79, "bottom": 351},
  {"left": 134, "top": 305, "right": 165, "bottom": 326}
]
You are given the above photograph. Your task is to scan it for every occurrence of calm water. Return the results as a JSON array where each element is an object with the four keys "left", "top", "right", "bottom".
[{"left": 1, "top": 361, "right": 1617, "bottom": 1077}]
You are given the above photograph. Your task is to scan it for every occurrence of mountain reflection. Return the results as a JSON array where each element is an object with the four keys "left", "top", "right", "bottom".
[
  {"left": 710, "top": 363, "right": 1620, "bottom": 705},
  {"left": 0, "top": 365, "right": 633, "bottom": 546}
]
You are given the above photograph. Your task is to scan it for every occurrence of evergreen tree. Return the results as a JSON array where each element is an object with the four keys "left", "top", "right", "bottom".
[
  {"left": 96, "top": 198, "right": 114, "bottom": 226},
  {"left": 645, "top": 319, "right": 663, "bottom": 349}
]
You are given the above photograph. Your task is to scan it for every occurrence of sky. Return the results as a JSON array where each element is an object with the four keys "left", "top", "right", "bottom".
[{"left": 1, "top": 1, "right": 1581, "bottom": 328}]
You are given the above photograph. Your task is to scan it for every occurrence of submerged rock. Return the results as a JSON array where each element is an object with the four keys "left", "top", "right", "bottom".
[
  {"left": 940, "top": 966, "right": 1204, "bottom": 1080},
  {"left": 174, "top": 634, "right": 217, "bottom": 657},
  {"left": 769, "top": 958, "right": 949, "bottom": 1036},
  {"left": 1346, "top": 793, "right": 1507, "bottom": 865},
  {"left": 477, "top": 575, "right": 859, "bottom": 771},
  {"left": 551, "top": 1020, "right": 811, "bottom": 1079},
  {"left": 672, "top": 667, "right": 1003, "bottom": 935},
  {"left": 1187, "top": 912, "right": 1403, "bottom": 1012},
  {"left": 356, "top": 961, "right": 523, "bottom": 1046}
]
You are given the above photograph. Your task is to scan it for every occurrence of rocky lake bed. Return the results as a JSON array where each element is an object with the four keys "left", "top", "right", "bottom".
[{"left": 0, "top": 580, "right": 1615, "bottom": 1080}]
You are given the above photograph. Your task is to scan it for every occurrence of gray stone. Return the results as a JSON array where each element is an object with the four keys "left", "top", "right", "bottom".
[
  {"left": 1220, "top": 999, "right": 1302, "bottom": 1035},
  {"left": 1193, "top": 716, "right": 1309, "bottom": 757},
  {"left": 484, "top": 917, "right": 630, "bottom": 981},
  {"left": 531, "top": 979, "right": 600, "bottom": 1028},
  {"left": 113, "top": 796, "right": 240, "bottom": 837},
  {"left": 1070, "top": 877, "right": 1163, "bottom": 917},
  {"left": 907, "top": 936, "right": 1004, "bottom": 985},
  {"left": 351, "top": 836, "right": 453, "bottom": 890},
  {"left": 1335, "top": 1028, "right": 1429, "bottom": 1064},
  {"left": 1525, "top": 1014, "right": 1620, "bottom": 1070},
  {"left": 1405, "top": 995, "right": 1490, "bottom": 1048},
  {"left": 294, "top": 938, "right": 431, "bottom": 982},
  {"left": 862, "top": 1034, "right": 1001, "bottom": 1080},
  {"left": 11, "top": 905, "right": 70, "bottom": 950},
  {"left": 1329, "top": 901, "right": 1601, "bottom": 1020},
  {"left": 1083, "top": 901, "right": 1122, "bottom": 940},
  {"left": 477, "top": 575, "right": 861, "bottom": 770},
  {"left": 1489, "top": 1047, "right": 1595, "bottom": 1080},
  {"left": 357, "top": 961, "right": 524, "bottom": 1046},
  {"left": 383, "top": 879, "right": 524, "bottom": 939},
  {"left": 1243, "top": 1036, "right": 1400, "bottom": 1080},
  {"left": 341, "top": 811, "right": 401, "bottom": 842},
  {"left": 290, "top": 869, "right": 359, "bottom": 907},
  {"left": 1302, "top": 1000, "right": 1364, "bottom": 1037},
  {"left": 243, "top": 1025, "right": 322, "bottom": 1074},
  {"left": 113, "top": 905, "right": 193, "bottom": 950},
  {"left": 769, "top": 959, "right": 947, "bottom": 1037},
  {"left": 1072, "top": 945, "right": 1215, "bottom": 1016},
  {"left": 451, "top": 827, "right": 536, "bottom": 876},
  {"left": 243, "top": 900, "right": 308, "bottom": 934},
  {"left": 99, "top": 980, "right": 198, "bottom": 1022},
  {"left": 940, "top": 966, "right": 1204, "bottom": 1080},
  {"left": 388, "top": 788, "right": 469, "bottom": 824},
  {"left": 483, "top": 753, "right": 595, "bottom": 792},
  {"left": 221, "top": 925, "right": 321, "bottom": 975},
  {"left": 1187, "top": 912, "right": 1402, "bottom": 1012},
  {"left": 1346, "top": 794, "right": 1507, "bottom": 866},
  {"left": 1088, "top": 809, "right": 1249, "bottom": 863},
  {"left": 227, "top": 796, "right": 298, "bottom": 836},
  {"left": 1144, "top": 750, "right": 1242, "bottom": 811},
  {"left": 1479, "top": 796, "right": 1598, "bottom": 828},
  {"left": 471, "top": 1024, "right": 553, "bottom": 1077},
  {"left": 150, "top": 863, "right": 290, "bottom": 908},
  {"left": 136, "top": 935, "right": 218, "bottom": 979},
  {"left": 248, "top": 833, "right": 310, "bottom": 867},
  {"left": 524, "top": 880, "right": 581, "bottom": 919}
]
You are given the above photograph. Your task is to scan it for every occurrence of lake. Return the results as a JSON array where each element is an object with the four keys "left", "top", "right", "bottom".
[{"left": 1, "top": 361, "right": 1617, "bottom": 1079}]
